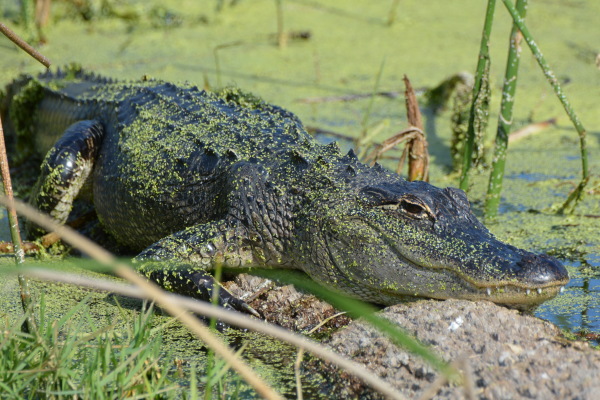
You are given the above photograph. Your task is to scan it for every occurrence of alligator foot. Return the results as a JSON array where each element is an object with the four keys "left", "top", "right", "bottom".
[
  {"left": 146, "top": 268, "right": 259, "bottom": 319},
  {"left": 30, "top": 119, "right": 104, "bottom": 235}
]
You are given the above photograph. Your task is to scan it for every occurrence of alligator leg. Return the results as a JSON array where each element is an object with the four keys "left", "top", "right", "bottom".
[
  {"left": 30, "top": 120, "right": 104, "bottom": 231},
  {"left": 135, "top": 219, "right": 263, "bottom": 318}
]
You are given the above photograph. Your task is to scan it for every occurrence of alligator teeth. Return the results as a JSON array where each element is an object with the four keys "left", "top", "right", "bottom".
[
  {"left": 526, "top": 289, "right": 531, "bottom": 295},
  {"left": 537, "top": 288, "right": 542, "bottom": 294},
  {"left": 486, "top": 288, "right": 491, "bottom": 296}
]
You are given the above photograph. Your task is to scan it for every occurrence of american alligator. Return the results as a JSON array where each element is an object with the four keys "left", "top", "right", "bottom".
[{"left": 1, "top": 68, "right": 568, "bottom": 313}]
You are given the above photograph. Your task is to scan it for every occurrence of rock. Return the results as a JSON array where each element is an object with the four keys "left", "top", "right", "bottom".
[{"left": 316, "top": 299, "right": 600, "bottom": 399}]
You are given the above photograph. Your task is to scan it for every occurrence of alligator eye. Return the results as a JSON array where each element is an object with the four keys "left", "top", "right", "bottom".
[{"left": 399, "top": 198, "right": 432, "bottom": 220}]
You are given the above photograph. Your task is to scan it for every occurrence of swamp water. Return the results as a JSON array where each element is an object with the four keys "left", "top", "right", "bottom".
[{"left": 0, "top": 0, "right": 598, "bottom": 395}]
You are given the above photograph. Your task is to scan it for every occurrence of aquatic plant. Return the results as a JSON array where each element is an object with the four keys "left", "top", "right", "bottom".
[{"left": 460, "top": 0, "right": 590, "bottom": 218}]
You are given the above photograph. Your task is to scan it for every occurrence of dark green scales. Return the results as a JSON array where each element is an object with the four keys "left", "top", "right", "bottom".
[{"left": 1, "top": 69, "right": 568, "bottom": 313}]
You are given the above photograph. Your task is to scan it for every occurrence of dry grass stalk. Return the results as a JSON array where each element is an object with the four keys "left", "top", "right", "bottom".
[
  {"left": 366, "top": 127, "right": 423, "bottom": 166},
  {"left": 0, "top": 112, "right": 38, "bottom": 333},
  {"left": 366, "top": 77, "right": 430, "bottom": 181},
  {"left": 23, "top": 269, "right": 408, "bottom": 400},
  {"left": 25, "top": 268, "right": 407, "bottom": 399}
]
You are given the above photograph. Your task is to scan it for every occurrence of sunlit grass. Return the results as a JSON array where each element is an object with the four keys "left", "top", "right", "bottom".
[{"left": 0, "top": 296, "right": 181, "bottom": 399}]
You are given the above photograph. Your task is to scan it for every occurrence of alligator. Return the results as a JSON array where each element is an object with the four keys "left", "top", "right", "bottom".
[{"left": 1, "top": 68, "right": 568, "bottom": 314}]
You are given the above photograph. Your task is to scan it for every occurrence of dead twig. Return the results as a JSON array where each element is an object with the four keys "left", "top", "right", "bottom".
[
  {"left": 0, "top": 241, "right": 40, "bottom": 254},
  {"left": 0, "top": 110, "right": 36, "bottom": 333},
  {"left": 0, "top": 23, "right": 51, "bottom": 67},
  {"left": 0, "top": 19, "right": 52, "bottom": 334},
  {"left": 403, "top": 75, "right": 429, "bottom": 181},
  {"left": 366, "top": 127, "right": 423, "bottom": 165},
  {"left": 367, "top": 77, "right": 430, "bottom": 180}
]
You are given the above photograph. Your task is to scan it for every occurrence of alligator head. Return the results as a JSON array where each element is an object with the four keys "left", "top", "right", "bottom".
[{"left": 298, "top": 173, "right": 569, "bottom": 310}]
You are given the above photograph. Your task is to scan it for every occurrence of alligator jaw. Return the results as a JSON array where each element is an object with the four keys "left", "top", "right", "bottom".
[
  {"left": 458, "top": 281, "right": 568, "bottom": 310},
  {"left": 373, "top": 274, "right": 568, "bottom": 310}
]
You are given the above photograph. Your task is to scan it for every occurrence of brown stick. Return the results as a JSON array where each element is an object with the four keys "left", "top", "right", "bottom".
[
  {"left": 404, "top": 75, "right": 429, "bottom": 181},
  {"left": 0, "top": 112, "right": 37, "bottom": 332},
  {"left": 405, "top": 77, "right": 424, "bottom": 131},
  {"left": 0, "top": 22, "right": 51, "bottom": 67},
  {"left": 366, "top": 127, "right": 423, "bottom": 164},
  {"left": 0, "top": 124, "right": 23, "bottom": 259},
  {"left": 35, "top": 0, "right": 52, "bottom": 29}
]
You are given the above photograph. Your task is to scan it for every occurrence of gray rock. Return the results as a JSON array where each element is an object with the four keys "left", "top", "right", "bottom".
[{"left": 321, "top": 299, "right": 600, "bottom": 399}]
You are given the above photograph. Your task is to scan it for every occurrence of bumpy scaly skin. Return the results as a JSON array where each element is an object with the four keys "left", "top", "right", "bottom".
[{"left": 1, "top": 68, "right": 569, "bottom": 312}]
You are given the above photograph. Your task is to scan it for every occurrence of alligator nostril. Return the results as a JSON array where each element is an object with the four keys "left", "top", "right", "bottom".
[{"left": 517, "top": 253, "right": 569, "bottom": 285}]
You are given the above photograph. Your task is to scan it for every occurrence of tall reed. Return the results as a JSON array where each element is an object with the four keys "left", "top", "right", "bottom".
[
  {"left": 484, "top": 0, "right": 528, "bottom": 219},
  {"left": 500, "top": 0, "right": 589, "bottom": 214},
  {"left": 463, "top": 1, "right": 589, "bottom": 216},
  {"left": 459, "top": 0, "right": 495, "bottom": 191}
]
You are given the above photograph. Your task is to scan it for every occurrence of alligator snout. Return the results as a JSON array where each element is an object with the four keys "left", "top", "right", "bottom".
[{"left": 515, "top": 252, "right": 569, "bottom": 287}]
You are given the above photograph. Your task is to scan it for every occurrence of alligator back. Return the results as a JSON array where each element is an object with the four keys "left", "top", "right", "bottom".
[{"left": 3, "top": 69, "right": 316, "bottom": 249}]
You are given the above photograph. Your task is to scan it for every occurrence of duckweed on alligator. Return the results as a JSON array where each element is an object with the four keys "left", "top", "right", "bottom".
[{"left": 0, "top": 68, "right": 569, "bottom": 313}]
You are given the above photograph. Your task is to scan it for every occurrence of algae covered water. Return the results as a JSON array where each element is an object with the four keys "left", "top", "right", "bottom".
[{"left": 0, "top": 0, "right": 598, "bottom": 340}]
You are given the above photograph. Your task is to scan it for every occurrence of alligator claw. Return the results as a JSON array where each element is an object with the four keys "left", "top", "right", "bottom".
[
  {"left": 199, "top": 274, "right": 260, "bottom": 318},
  {"left": 228, "top": 296, "right": 260, "bottom": 318}
]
